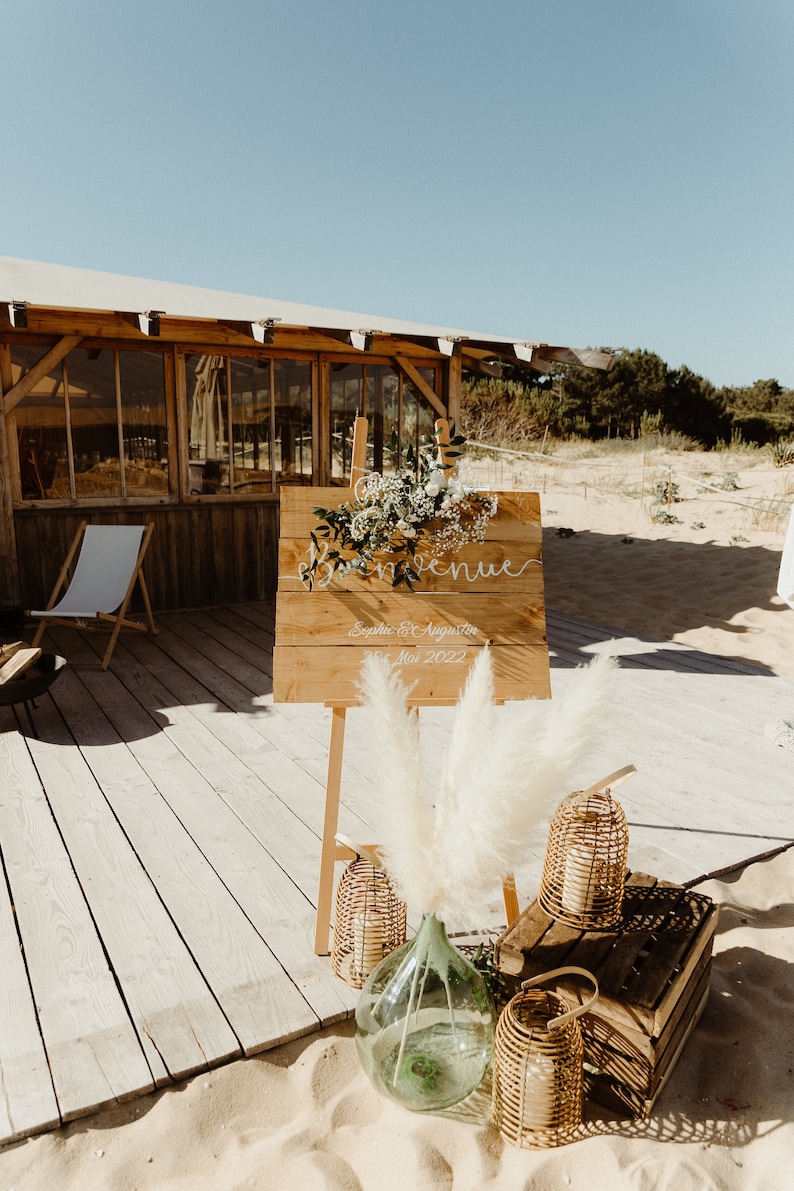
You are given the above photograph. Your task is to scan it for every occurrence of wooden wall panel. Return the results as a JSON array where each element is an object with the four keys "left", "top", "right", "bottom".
[
  {"left": 0, "top": 345, "right": 21, "bottom": 611},
  {"left": 13, "top": 503, "right": 280, "bottom": 612}
]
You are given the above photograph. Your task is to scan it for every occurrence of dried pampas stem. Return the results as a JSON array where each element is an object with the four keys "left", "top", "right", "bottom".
[{"left": 359, "top": 650, "right": 618, "bottom": 924}]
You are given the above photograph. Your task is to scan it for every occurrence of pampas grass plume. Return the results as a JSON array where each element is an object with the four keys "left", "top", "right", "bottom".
[{"left": 359, "top": 650, "right": 618, "bottom": 924}]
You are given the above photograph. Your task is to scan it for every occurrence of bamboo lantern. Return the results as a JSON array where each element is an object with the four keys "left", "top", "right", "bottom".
[
  {"left": 538, "top": 765, "right": 635, "bottom": 930},
  {"left": 492, "top": 967, "right": 598, "bottom": 1149},
  {"left": 330, "top": 836, "right": 407, "bottom": 988}
]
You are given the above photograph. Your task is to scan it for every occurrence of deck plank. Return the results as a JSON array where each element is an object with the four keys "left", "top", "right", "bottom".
[
  {"left": 0, "top": 779, "right": 60, "bottom": 1140},
  {"left": 148, "top": 613, "right": 382, "bottom": 835},
  {"left": 0, "top": 706, "right": 154, "bottom": 1124},
  {"left": 115, "top": 631, "right": 375, "bottom": 871},
  {"left": 51, "top": 629, "right": 355, "bottom": 1026},
  {"left": 43, "top": 632, "right": 323, "bottom": 1054},
  {"left": 24, "top": 672, "right": 243, "bottom": 1083}
]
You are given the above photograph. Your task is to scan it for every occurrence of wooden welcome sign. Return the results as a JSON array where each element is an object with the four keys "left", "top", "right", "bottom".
[
  {"left": 274, "top": 491, "right": 551, "bottom": 704},
  {"left": 272, "top": 419, "right": 551, "bottom": 952}
]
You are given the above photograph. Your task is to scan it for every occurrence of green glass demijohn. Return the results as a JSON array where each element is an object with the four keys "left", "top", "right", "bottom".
[{"left": 355, "top": 913, "right": 496, "bottom": 1112}]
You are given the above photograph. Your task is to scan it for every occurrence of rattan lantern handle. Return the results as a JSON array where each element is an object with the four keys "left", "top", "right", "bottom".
[
  {"left": 521, "top": 966, "right": 599, "bottom": 1031},
  {"left": 335, "top": 832, "right": 382, "bottom": 869},
  {"left": 574, "top": 763, "right": 637, "bottom": 804}
]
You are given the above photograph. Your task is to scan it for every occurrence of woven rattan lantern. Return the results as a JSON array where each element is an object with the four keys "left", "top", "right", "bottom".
[
  {"left": 331, "top": 836, "right": 407, "bottom": 988},
  {"left": 492, "top": 966, "right": 598, "bottom": 1149},
  {"left": 538, "top": 765, "right": 635, "bottom": 930}
]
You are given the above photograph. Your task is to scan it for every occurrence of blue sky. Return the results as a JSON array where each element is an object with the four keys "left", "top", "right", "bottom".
[{"left": 3, "top": 0, "right": 793, "bottom": 388}]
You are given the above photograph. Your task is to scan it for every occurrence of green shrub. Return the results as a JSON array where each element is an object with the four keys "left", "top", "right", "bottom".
[{"left": 768, "top": 439, "right": 794, "bottom": 468}]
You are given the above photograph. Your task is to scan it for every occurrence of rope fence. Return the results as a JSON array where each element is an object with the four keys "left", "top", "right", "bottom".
[{"left": 461, "top": 440, "right": 794, "bottom": 517}]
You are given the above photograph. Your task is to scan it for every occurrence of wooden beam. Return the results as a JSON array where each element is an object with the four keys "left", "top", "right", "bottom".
[
  {"left": 2, "top": 335, "right": 82, "bottom": 413},
  {"left": 350, "top": 416, "right": 368, "bottom": 487},
  {"left": 461, "top": 353, "right": 503, "bottom": 379},
  {"left": 557, "top": 347, "right": 617, "bottom": 371},
  {"left": 0, "top": 346, "right": 21, "bottom": 608},
  {"left": 394, "top": 356, "right": 446, "bottom": 419},
  {"left": 526, "top": 357, "right": 557, "bottom": 375},
  {"left": 318, "top": 354, "right": 331, "bottom": 486},
  {"left": 444, "top": 353, "right": 462, "bottom": 429},
  {"left": 513, "top": 343, "right": 616, "bottom": 371}
]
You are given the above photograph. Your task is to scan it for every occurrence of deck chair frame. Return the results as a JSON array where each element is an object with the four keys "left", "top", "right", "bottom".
[{"left": 30, "top": 520, "right": 158, "bottom": 669}]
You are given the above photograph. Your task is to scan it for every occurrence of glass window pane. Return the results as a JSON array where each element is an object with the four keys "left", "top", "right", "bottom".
[
  {"left": 230, "top": 357, "right": 272, "bottom": 492},
  {"left": 12, "top": 344, "right": 70, "bottom": 499},
  {"left": 186, "top": 353, "right": 230, "bottom": 493},
  {"left": 329, "top": 362, "right": 363, "bottom": 481},
  {"left": 66, "top": 350, "right": 121, "bottom": 499},
  {"left": 401, "top": 369, "right": 437, "bottom": 459},
  {"left": 275, "top": 359, "right": 312, "bottom": 485},
  {"left": 119, "top": 351, "right": 169, "bottom": 496},
  {"left": 366, "top": 364, "right": 399, "bottom": 474}
]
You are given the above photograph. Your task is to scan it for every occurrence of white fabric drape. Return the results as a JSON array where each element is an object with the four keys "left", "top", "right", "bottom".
[
  {"left": 189, "top": 354, "right": 225, "bottom": 459},
  {"left": 777, "top": 505, "right": 794, "bottom": 609}
]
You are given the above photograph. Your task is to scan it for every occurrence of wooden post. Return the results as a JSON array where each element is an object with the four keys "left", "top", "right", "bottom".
[
  {"left": 444, "top": 352, "right": 462, "bottom": 429},
  {"left": 434, "top": 417, "right": 455, "bottom": 470},
  {"left": 350, "top": 416, "right": 368, "bottom": 488},
  {"left": 0, "top": 346, "right": 21, "bottom": 611},
  {"left": 501, "top": 874, "right": 520, "bottom": 927},
  {"left": 314, "top": 705, "right": 347, "bottom": 955}
]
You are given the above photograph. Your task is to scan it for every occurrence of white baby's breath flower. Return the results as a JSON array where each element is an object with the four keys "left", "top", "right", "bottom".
[{"left": 303, "top": 437, "right": 498, "bottom": 589}]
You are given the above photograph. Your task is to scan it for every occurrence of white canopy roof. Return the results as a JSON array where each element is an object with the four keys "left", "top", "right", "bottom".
[{"left": 0, "top": 256, "right": 615, "bottom": 368}]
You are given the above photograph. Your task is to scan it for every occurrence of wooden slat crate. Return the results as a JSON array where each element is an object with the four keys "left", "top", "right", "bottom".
[{"left": 494, "top": 872, "right": 717, "bottom": 1119}]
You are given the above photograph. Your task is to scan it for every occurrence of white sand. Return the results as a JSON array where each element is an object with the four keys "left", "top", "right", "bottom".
[{"left": 2, "top": 447, "right": 792, "bottom": 1190}]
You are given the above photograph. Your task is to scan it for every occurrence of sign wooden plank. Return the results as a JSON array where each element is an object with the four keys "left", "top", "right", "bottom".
[
  {"left": 279, "top": 486, "right": 542, "bottom": 540},
  {"left": 273, "top": 643, "right": 551, "bottom": 704},
  {"left": 274, "top": 486, "right": 550, "bottom": 704},
  {"left": 278, "top": 538, "right": 543, "bottom": 594},
  {"left": 276, "top": 591, "right": 547, "bottom": 648}
]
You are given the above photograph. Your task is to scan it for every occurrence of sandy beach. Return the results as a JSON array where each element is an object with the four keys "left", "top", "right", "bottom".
[{"left": 1, "top": 446, "right": 792, "bottom": 1191}]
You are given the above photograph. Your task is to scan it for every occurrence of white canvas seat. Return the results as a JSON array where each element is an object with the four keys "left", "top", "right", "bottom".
[{"left": 30, "top": 521, "right": 157, "bottom": 669}]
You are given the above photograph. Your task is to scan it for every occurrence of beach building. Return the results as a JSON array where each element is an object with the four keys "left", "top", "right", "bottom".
[{"left": 0, "top": 257, "right": 614, "bottom": 616}]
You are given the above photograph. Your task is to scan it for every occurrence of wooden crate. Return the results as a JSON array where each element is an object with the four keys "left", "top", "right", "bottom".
[{"left": 494, "top": 872, "right": 717, "bottom": 1119}]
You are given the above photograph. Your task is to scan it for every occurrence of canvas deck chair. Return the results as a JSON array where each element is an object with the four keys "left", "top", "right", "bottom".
[{"left": 30, "top": 521, "right": 157, "bottom": 669}]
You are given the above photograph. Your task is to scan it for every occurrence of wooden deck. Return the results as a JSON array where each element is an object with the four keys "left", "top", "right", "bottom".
[{"left": 0, "top": 603, "right": 792, "bottom": 1144}]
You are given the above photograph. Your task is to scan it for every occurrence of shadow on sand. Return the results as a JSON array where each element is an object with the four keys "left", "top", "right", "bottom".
[{"left": 543, "top": 527, "right": 784, "bottom": 675}]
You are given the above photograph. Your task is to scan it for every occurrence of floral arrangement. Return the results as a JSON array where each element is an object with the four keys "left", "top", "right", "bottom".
[{"left": 301, "top": 431, "right": 498, "bottom": 590}]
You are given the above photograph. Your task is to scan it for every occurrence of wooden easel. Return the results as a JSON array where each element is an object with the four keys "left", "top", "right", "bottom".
[{"left": 312, "top": 416, "right": 520, "bottom": 954}]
